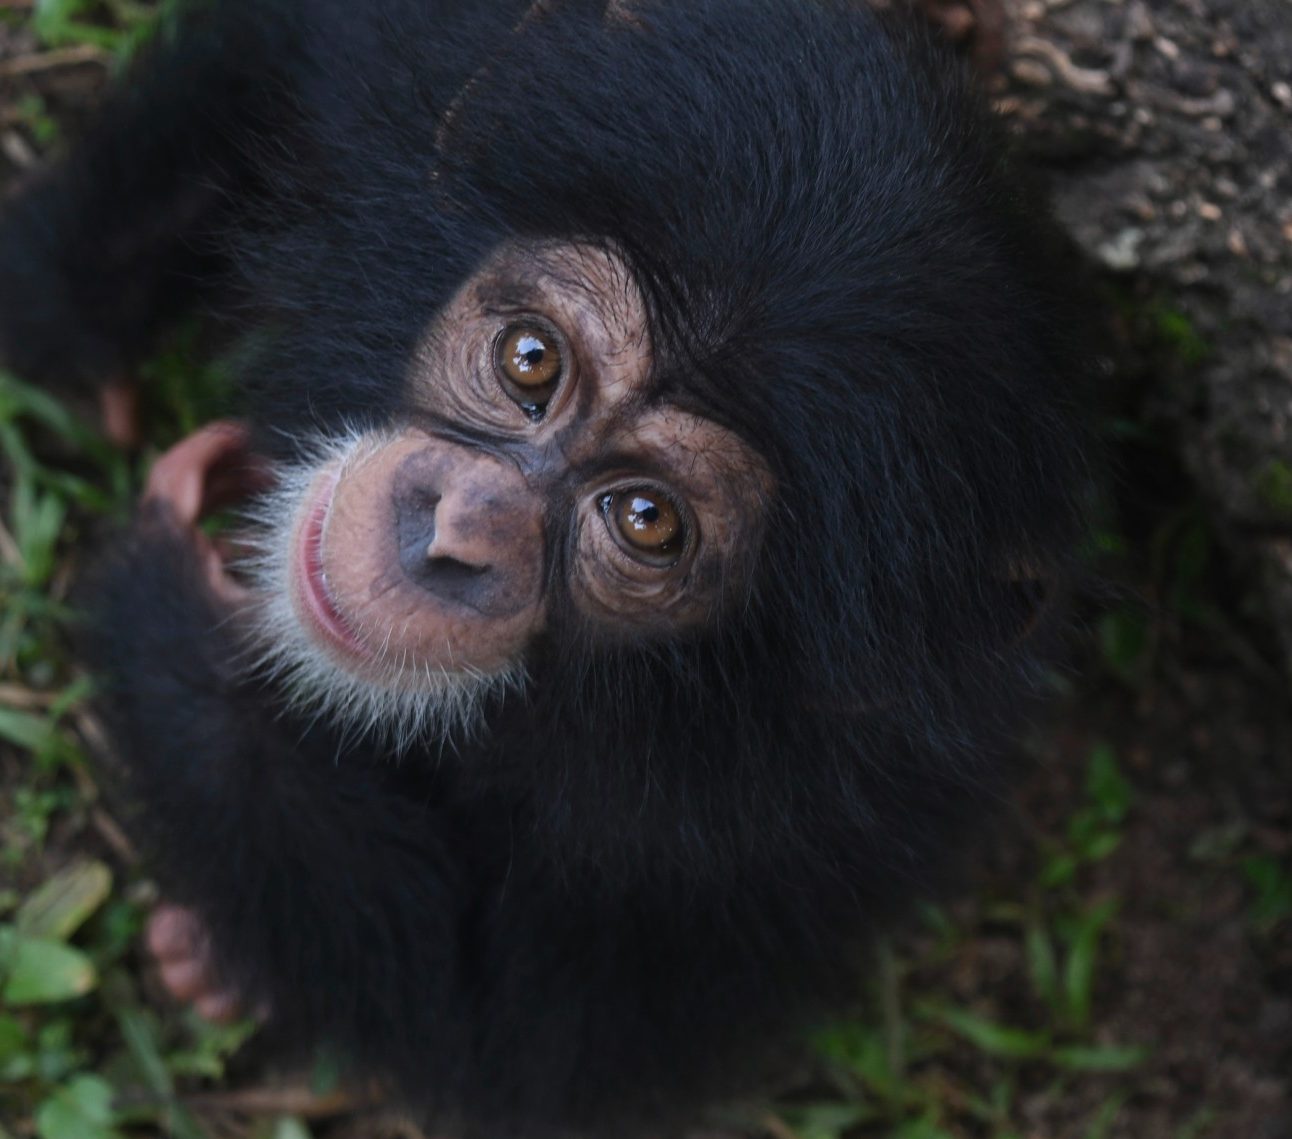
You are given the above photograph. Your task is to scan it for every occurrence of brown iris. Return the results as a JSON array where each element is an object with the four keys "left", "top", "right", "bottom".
[
  {"left": 495, "top": 323, "right": 562, "bottom": 414},
  {"left": 604, "top": 490, "right": 685, "bottom": 563}
]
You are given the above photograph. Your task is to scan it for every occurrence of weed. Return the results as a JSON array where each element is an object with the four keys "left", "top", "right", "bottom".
[
  {"left": 1254, "top": 459, "right": 1292, "bottom": 519},
  {"left": 1241, "top": 856, "right": 1292, "bottom": 935}
]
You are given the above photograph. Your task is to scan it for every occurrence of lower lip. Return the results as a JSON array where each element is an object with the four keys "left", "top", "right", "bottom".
[{"left": 295, "top": 474, "right": 369, "bottom": 660}]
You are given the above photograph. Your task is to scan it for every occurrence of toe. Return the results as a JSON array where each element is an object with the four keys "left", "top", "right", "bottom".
[
  {"left": 146, "top": 904, "right": 205, "bottom": 963},
  {"left": 194, "top": 988, "right": 245, "bottom": 1025},
  {"left": 158, "top": 956, "right": 211, "bottom": 1003}
]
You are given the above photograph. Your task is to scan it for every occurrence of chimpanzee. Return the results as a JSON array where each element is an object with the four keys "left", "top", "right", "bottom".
[{"left": 0, "top": 0, "right": 1088, "bottom": 1134}]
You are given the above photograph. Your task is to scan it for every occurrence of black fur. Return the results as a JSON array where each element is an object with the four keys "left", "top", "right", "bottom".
[{"left": 1, "top": 1, "right": 1089, "bottom": 1134}]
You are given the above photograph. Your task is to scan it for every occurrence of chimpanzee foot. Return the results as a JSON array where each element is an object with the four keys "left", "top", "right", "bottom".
[{"left": 146, "top": 904, "right": 247, "bottom": 1024}]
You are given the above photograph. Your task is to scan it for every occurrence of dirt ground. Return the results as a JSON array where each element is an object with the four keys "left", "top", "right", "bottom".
[{"left": 0, "top": 2, "right": 1288, "bottom": 1138}]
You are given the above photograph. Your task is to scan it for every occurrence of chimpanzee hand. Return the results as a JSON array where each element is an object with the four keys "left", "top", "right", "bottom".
[{"left": 138, "top": 424, "right": 276, "bottom": 1024}]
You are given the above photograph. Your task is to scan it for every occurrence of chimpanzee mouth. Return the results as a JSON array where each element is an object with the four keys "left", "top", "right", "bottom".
[
  {"left": 294, "top": 472, "right": 371, "bottom": 663},
  {"left": 233, "top": 427, "right": 526, "bottom": 748}
]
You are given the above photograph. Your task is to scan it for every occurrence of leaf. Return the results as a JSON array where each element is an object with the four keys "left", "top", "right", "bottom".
[
  {"left": 17, "top": 862, "right": 113, "bottom": 942},
  {"left": 0, "top": 369, "right": 85, "bottom": 443},
  {"left": 921, "top": 1005, "right": 1050, "bottom": 1059},
  {"left": 0, "top": 707, "right": 54, "bottom": 752},
  {"left": 35, "top": 1074, "right": 124, "bottom": 1139},
  {"left": 0, "top": 927, "right": 98, "bottom": 1005},
  {"left": 1038, "top": 853, "right": 1077, "bottom": 889},
  {"left": 891, "top": 1119, "right": 956, "bottom": 1139},
  {"left": 0, "top": 1013, "right": 30, "bottom": 1079},
  {"left": 114, "top": 1001, "right": 173, "bottom": 1098},
  {"left": 1086, "top": 745, "right": 1132, "bottom": 823},
  {"left": 1024, "top": 923, "right": 1059, "bottom": 1009},
  {"left": 167, "top": 1013, "right": 256, "bottom": 1080},
  {"left": 1051, "top": 1044, "right": 1150, "bottom": 1072},
  {"left": 775, "top": 1102, "right": 872, "bottom": 1139},
  {"left": 813, "top": 1021, "right": 892, "bottom": 1088},
  {"left": 1096, "top": 609, "right": 1149, "bottom": 684},
  {"left": 101, "top": 971, "right": 209, "bottom": 1139},
  {"left": 0, "top": 1013, "right": 27, "bottom": 1056},
  {"left": 1242, "top": 856, "right": 1292, "bottom": 933},
  {"left": 1081, "top": 832, "right": 1122, "bottom": 862},
  {"left": 1081, "top": 1092, "right": 1128, "bottom": 1139},
  {"left": 1061, "top": 899, "right": 1117, "bottom": 1030},
  {"left": 11, "top": 482, "right": 67, "bottom": 587},
  {"left": 121, "top": 1018, "right": 210, "bottom": 1139}
]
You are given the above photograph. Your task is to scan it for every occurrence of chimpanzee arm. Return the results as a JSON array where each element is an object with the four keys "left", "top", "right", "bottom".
[
  {"left": 83, "top": 509, "right": 470, "bottom": 1075},
  {"left": 0, "top": 2, "right": 300, "bottom": 390}
]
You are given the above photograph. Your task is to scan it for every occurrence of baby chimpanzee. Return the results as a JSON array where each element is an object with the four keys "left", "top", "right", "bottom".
[{"left": 0, "top": 0, "right": 1086, "bottom": 1134}]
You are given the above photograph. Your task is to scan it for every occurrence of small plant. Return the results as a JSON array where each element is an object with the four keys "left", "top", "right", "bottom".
[
  {"left": 1241, "top": 856, "right": 1292, "bottom": 935},
  {"left": 1254, "top": 459, "right": 1292, "bottom": 520},
  {"left": 1039, "top": 744, "right": 1133, "bottom": 889},
  {"left": 31, "top": 0, "right": 180, "bottom": 64}
]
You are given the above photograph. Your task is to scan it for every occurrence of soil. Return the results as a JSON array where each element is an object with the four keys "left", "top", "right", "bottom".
[{"left": 0, "top": 2, "right": 1288, "bottom": 1138}]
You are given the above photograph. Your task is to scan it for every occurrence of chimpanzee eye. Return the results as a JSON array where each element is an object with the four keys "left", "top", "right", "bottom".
[
  {"left": 600, "top": 489, "right": 686, "bottom": 565},
  {"left": 494, "top": 323, "right": 563, "bottom": 416}
]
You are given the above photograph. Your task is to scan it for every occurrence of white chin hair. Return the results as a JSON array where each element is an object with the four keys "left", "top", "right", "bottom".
[{"left": 231, "top": 427, "right": 525, "bottom": 752}]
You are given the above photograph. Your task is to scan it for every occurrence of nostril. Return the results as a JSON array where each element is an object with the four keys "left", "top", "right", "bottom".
[
  {"left": 398, "top": 542, "right": 494, "bottom": 605},
  {"left": 424, "top": 555, "right": 490, "bottom": 585}
]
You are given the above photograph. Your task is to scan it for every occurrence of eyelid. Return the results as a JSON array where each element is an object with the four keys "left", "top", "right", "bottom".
[
  {"left": 595, "top": 482, "right": 695, "bottom": 569},
  {"left": 482, "top": 303, "right": 541, "bottom": 320}
]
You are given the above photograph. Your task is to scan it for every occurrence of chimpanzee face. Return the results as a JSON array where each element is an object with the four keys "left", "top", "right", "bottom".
[{"left": 220, "top": 241, "right": 769, "bottom": 738}]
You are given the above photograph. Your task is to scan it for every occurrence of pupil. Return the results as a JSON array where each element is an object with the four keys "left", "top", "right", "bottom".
[
  {"left": 517, "top": 336, "right": 544, "bottom": 367},
  {"left": 630, "top": 497, "right": 659, "bottom": 525}
]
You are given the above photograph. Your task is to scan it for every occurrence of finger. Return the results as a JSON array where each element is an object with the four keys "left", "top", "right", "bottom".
[
  {"left": 146, "top": 904, "right": 205, "bottom": 962},
  {"left": 194, "top": 988, "right": 245, "bottom": 1024},
  {"left": 100, "top": 378, "right": 141, "bottom": 449},
  {"left": 159, "top": 956, "right": 212, "bottom": 1003}
]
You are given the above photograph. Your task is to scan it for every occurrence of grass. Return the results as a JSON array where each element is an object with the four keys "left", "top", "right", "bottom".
[
  {"left": 0, "top": 8, "right": 261, "bottom": 1111},
  {"left": 0, "top": 362, "right": 259, "bottom": 1139},
  {"left": 762, "top": 743, "right": 1150, "bottom": 1139}
]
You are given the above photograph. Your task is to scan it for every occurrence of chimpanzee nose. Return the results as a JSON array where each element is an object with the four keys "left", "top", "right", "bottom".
[
  {"left": 395, "top": 492, "right": 490, "bottom": 604},
  {"left": 391, "top": 446, "right": 540, "bottom": 615}
]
